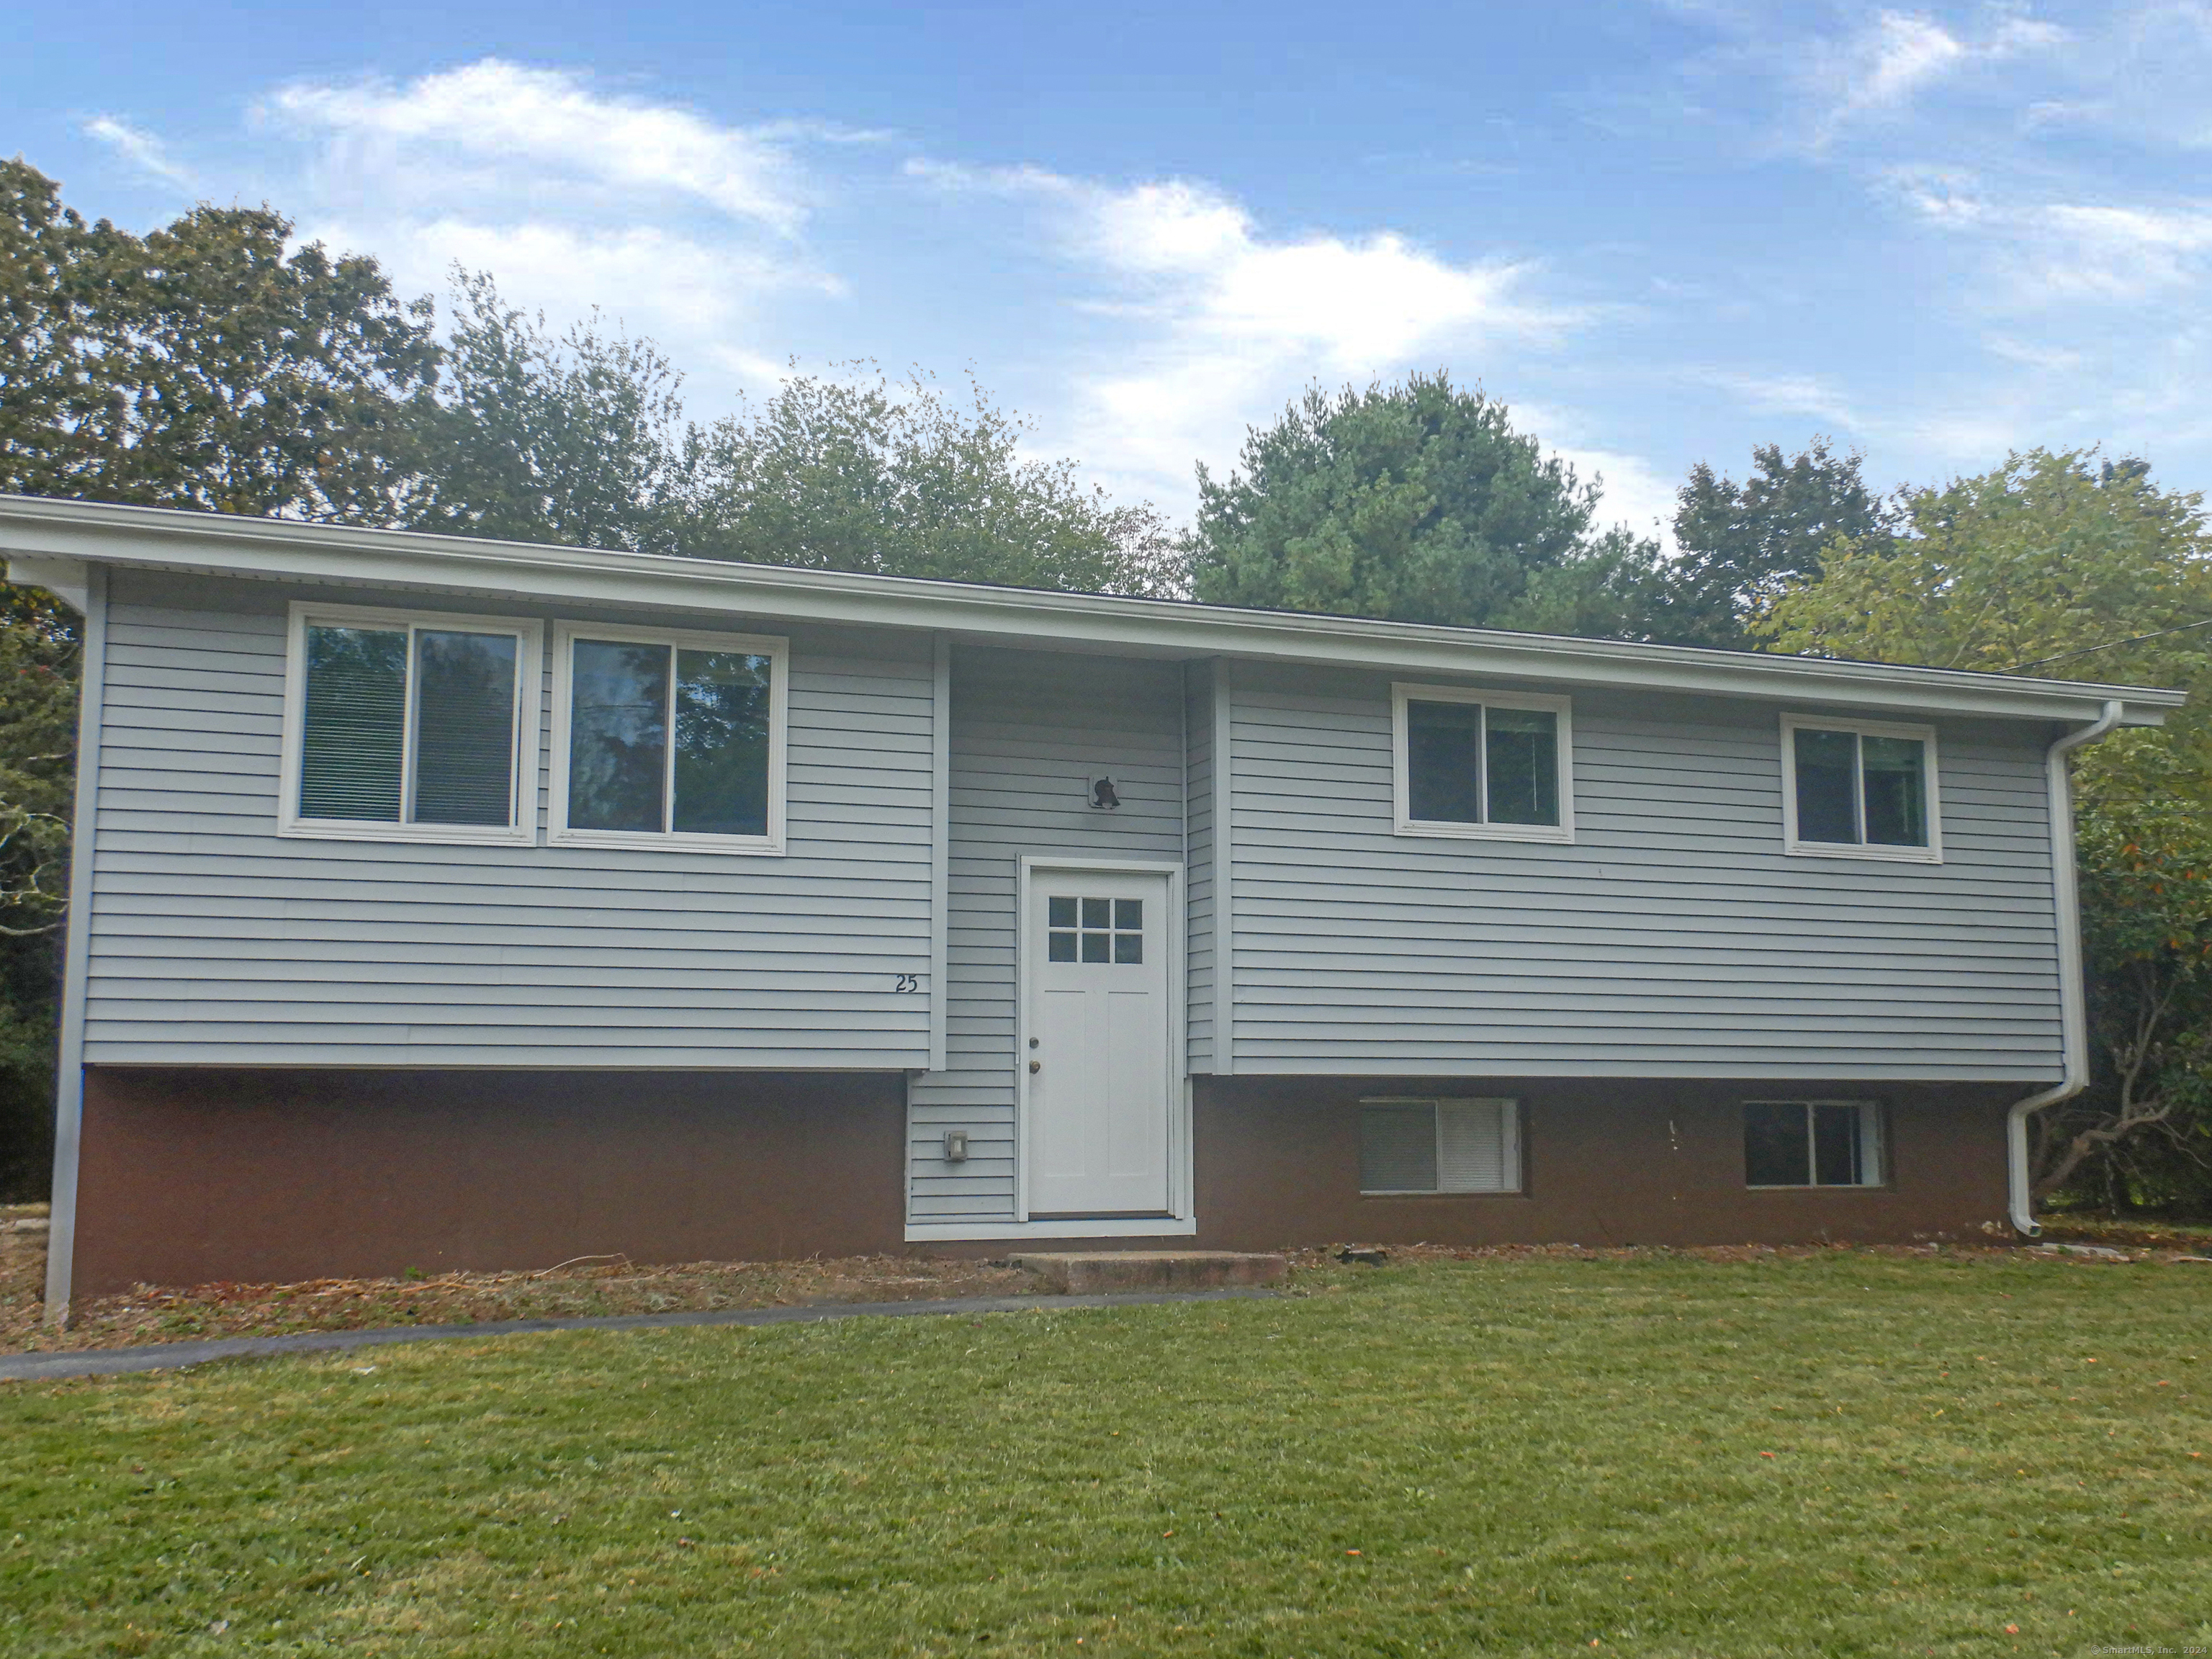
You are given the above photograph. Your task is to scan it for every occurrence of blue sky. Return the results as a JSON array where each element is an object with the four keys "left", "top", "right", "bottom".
[{"left": 17, "top": 2, "right": 2212, "bottom": 539}]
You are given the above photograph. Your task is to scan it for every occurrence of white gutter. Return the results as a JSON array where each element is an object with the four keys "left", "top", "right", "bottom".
[{"left": 2008, "top": 698, "right": 2126, "bottom": 1237}]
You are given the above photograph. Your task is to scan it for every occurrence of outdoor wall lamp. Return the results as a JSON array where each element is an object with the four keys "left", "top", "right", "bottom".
[{"left": 1087, "top": 776, "right": 1120, "bottom": 810}]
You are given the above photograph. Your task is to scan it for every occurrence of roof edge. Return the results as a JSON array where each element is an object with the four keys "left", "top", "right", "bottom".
[{"left": 0, "top": 495, "right": 2185, "bottom": 724}]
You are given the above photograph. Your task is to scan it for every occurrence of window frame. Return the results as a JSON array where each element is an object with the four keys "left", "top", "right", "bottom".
[
  {"left": 1742, "top": 1098, "right": 1888, "bottom": 1190},
  {"left": 1390, "top": 682, "right": 1575, "bottom": 844},
  {"left": 278, "top": 601, "right": 543, "bottom": 847},
  {"left": 1357, "top": 1096, "right": 1524, "bottom": 1195},
  {"left": 1779, "top": 714, "right": 1942, "bottom": 864},
  {"left": 547, "top": 620, "right": 790, "bottom": 856}
]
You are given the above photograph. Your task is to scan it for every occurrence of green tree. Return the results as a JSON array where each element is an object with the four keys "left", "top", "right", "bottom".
[
  {"left": 0, "top": 158, "right": 439, "bottom": 522},
  {"left": 1655, "top": 438, "right": 1896, "bottom": 649},
  {"left": 408, "top": 271, "right": 686, "bottom": 553},
  {"left": 0, "top": 586, "right": 76, "bottom": 1200},
  {"left": 1185, "top": 373, "right": 1648, "bottom": 629},
  {"left": 1761, "top": 449, "right": 2212, "bottom": 1213},
  {"left": 673, "top": 364, "right": 1179, "bottom": 595}
]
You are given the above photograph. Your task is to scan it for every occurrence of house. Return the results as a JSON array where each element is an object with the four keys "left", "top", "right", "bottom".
[{"left": 1, "top": 495, "right": 2185, "bottom": 1316}]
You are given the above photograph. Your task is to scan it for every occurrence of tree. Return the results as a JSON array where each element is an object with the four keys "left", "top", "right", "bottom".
[
  {"left": 0, "top": 158, "right": 439, "bottom": 522},
  {"left": 0, "top": 585, "right": 76, "bottom": 1200},
  {"left": 1760, "top": 449, "right": 2212, "bottom": 1213},
  {"left": 673, "top": 364, "right": 1182, "bottom": 596},
  {"left": 408, "top": 271, "right": 687, "bottom": 554},
  {"left": 1185, "top": 373, "right": 1646, "bottom": 629},
  {"left": 1653, "top": 438, "right": 1895, "bottom": 649}
]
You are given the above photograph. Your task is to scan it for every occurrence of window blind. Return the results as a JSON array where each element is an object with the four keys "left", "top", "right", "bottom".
[{"left": 299, "top": 626, "right": 407, "bottom": 821}]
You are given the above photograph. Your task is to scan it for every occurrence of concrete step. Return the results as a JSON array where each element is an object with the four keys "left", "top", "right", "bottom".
[{"left": 1009, "top": 1250, "right": 1287, "bottom": 1294}]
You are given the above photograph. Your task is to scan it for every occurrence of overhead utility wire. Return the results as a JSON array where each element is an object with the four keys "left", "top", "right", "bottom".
[{"left": 2002, "top": 616, "right": 2212, "bottom": 673}]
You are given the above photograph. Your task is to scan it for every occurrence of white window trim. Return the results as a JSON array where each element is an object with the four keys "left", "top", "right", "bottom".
[
  {"left": 1358, "top": 1095, "right": 1524, "bottom": 1195},
  {"left": 278, "top": 601, "right": 543, "bottom": 847},
  {"left": 1779, "top": 714, "right": 1943, "bottom": 864},
  {"left": 1391, "top": 683, "right": 1575, "bottom": 843},
  {"left": 1743, "top": 1098, "right": 1887, "bottom": 1190},
  {"left": 547, "top": 620, "right": 789, "bottom": 856}
]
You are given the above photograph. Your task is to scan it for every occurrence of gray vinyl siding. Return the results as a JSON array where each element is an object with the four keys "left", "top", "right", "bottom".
[
  {"left": 84, "top": 570, "right": 935, "bottom": 1068},
  {"left": 906, "top": 647, "right": 1186, "bottom": 1223},
  {"left": 1225, "top": 662, "right": 2064, "bottom": 1079},
  {"left": 1183, "top": 662, "right": 1215, "bottom": 1073}
]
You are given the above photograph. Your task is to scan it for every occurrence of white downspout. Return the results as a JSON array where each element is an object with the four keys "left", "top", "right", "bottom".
[{"left": 2008, "top": 697, "right": 2126, "bottom": 1236}]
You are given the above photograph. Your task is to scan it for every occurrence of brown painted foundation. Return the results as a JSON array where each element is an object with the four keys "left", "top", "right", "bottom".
[
  {"left": 71, "top": 1068, "right": 907, "bottom": 1295},
  {"left": 71, "top": 1068, "right": 2021, "bottom": 1294}
]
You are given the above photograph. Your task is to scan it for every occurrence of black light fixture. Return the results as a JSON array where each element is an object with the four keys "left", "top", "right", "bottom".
[{"left": 1089, "top": 776, "right": 1120, "bottom": 810}]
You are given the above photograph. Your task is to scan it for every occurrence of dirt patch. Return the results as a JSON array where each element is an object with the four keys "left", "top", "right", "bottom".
[{"left": 1, "top": 1251, "right": 1038, "bottom": 1355}]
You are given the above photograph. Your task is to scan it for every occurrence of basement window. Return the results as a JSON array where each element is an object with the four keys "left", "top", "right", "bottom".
[
  {"left": 1359, "top": 1098, "right": 1521, "bottom": 1194},
  {"left": 281, "top": 603, "right": 541, "bottom": 846},
  {"left": 1743, "top": 1100, "right": 1885, "bottom": 1188}
]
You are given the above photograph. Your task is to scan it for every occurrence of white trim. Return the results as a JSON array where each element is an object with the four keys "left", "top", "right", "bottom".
[
  {"left": 927, "top": 636, "right": 951, "bottom": 1073},
  {"left": 1742, "top": 1097, "right": 1888, "bottom": 1189},
  {"left": 0, "top": 498, "right": 2180, "bottom": 727},
  {"left": 1014, "top": 855, "right": 1190, "bottom": 1231},
  {"left": 1779, "top": 714, "right": 1943, "bottom": 864},
  {"left": 42, "top": 567, "right": 107, "bottom": 1324},
  {"left": 1392, "top": 682, "right": 1575, "bottom": 844},
  {"left": 905, "top": 1215, "right": 1200, "bottom": 1242},
  {"left": 1211, "top": 660, "right": 1235, "bottom": 1076},
  {"left": 278, "top": 601, "right": 543, "bottom": 847},
  {"left": 547, "top": 620, "right": 789, "bottom": 856}
]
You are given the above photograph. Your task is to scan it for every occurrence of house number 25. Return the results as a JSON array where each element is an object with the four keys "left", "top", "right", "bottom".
[{"left": 893, "top": 974, "right": 920, "bottom": 993}]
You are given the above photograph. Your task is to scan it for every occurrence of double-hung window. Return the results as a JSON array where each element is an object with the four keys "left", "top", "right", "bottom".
[
  {"left": 1743, "top": 1100, "right": 1885, "bottom": 1188},
  {"left": 280, "top": 604, "right": 540, "bottom": 845},
  {"left": 1781, "top": 715, "right": 1941, "bottom": 862},
  {"left": 1392, "top": 683, "right": 1573, "bottom": 842},
  {"left": 549, "top": 623, "right": 788, "bottom": 854},
  {"left": 1359, "top": 1097, "right": 1522, "bottom": 1194}
]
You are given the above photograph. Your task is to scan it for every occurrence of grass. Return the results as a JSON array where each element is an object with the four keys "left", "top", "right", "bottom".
[{"left": 2, "top": 1249, "right": 2208, "bottom": 1657}]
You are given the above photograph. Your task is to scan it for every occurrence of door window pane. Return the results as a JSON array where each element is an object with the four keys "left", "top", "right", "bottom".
[
  {"left": 1861, "top": 736, "right": 1927, "bottom": 846},
  {"left": 671, "top": 648, "right": 772, "bottom": 836},
  {"left": 300, "top": 626, "right": 407, "bottom": 821},
  {"left": 1079, "top": 930, "right": 1110, "bottom": 964},
  {"left": 1406, "top": 698, "right": 1483, "bottom": 823},
  {"left": 1048, "top": 896, "right": 1076, "bottom": 927},
  {"left": 1359, "top": 1103, "right": 1439, "bottom": 1192},
  {"left": 411, "top": 631, "right": 517, "bottom": 826},
  {"left": 1485, "top": 707, "right": 1559, "bottom": 826},
  {"left": 1048, "top": 930, "right": 1077, "bottom": 962},
  {"left": 1794, "top": 728, "right": 1859, "bottom": 844},
  {"left": 569, "top": 640, "right": 669, "bottom": 832},
  {"left": 1743, "top": 1102, "right": 1810, "bottom": 1186}
]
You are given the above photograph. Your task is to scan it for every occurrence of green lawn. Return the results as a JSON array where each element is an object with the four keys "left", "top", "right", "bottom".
[{"left": 3, "top": 1251, "right": 2208, "bottom": 1657}]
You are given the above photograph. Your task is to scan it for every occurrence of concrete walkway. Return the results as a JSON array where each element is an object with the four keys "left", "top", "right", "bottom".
[{"left": 0, "top": 1287, "right": 1278, "bottom": 1384}]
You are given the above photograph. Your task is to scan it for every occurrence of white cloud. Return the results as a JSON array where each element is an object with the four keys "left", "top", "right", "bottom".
[
  {"left": 83, "top": 116, "right": 196, "bottom": 191},
  {"left": 1804, "top": 9, "right": 2067, "bottom": 144},
  {"left": 1701, "top": 370, "right": 1862, "bottom": 431},
  {"left": 263, "top": 60, "right": 811, "bottom": 233},
  {"left": 914, "top": 161, "right": 1611, "bottom": 514}
]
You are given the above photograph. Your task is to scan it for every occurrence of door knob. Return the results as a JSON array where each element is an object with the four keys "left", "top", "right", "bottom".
[{"left": 1028, "top": 1060, "right": 1041, "bottom": 1074}]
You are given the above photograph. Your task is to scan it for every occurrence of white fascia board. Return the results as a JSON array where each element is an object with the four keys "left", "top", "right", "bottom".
[{"left": 0, "top": 495, "right": 2184, "bottom": 727}]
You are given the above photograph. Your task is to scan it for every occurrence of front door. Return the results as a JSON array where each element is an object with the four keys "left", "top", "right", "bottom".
[{"left": 1026, "top": 868, "right": 1172, "bottom": 1216}]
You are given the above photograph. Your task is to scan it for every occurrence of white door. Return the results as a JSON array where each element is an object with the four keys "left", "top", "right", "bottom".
[{"left": 1026, "top": 868, "right": 1172, "bottom": 1216}]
